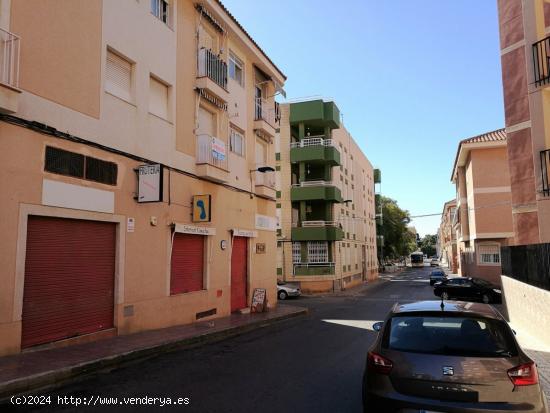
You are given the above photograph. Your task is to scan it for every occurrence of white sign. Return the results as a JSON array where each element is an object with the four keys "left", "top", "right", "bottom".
[
  {"left": 211, "top": 137, "right": 226, "bottom": 161},
  {"left": 174, "top": 223, "right": 216, "bottom": 236},
  {"left": 138, "top": 164, "right": 162, "bottom": 203},
  {"left": 127, "top": 217, "right": 135, "bottom": 233},
  {"left": 255, "top": 214, "right": 277, "bottom": 231},
  {"left": 232, "top": 228, "right": 258, "bottom": 238}
]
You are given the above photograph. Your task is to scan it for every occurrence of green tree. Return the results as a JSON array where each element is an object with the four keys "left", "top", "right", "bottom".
[
  {"left": 420, "top": 234, "right": 438, "bottom": 257},
  {"left": 376, "top": 196, "right": 416, "bottom": 262}
]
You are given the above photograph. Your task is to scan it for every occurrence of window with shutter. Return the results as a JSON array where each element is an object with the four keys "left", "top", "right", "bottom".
[
  {"left": 149, "top": 76, "right": 169, "bottom": 120},
  {"left": 105, "top": 50, "right": 132, "bottom": 102}
]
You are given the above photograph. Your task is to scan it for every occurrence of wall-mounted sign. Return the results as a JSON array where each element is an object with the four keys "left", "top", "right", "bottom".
[
  {"left": 256, "top": 243, "right": 266, "bottom": 254},
  {"left": 232, "top": 228, "right": 258, "bottom": 238},
  {"left": 211, "top": 137, "right": 226, "bottom": 161},
  {"left": 251, "top": 288, "right": 267, "bottom": 313},
  {"left": 137, "top": 164, "right": 163, "bottom": 203},
  {"left": 174, "top": 223, "right": 216, "bottom": 236},
  {"left": 255, "top": 214, "right": 277, "bottom": 231},
  {"left": 192, "top": 195, "right": 211, "bottom": 222},
  {"left": 127, "top": 217, "right": 135, "bottom": 233}
]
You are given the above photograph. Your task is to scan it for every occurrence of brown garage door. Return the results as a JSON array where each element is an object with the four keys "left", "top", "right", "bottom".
[
  {"left": 22, "top": 216, "right": 116, "bottom": 348},
  {"left": 231, "top": 236, "right": 248, "bottom": 312}
]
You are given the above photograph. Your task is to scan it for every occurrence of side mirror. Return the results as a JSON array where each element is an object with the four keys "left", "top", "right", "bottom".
[{"left": 373, "top": 321, "right": 384, "bottom": 332}]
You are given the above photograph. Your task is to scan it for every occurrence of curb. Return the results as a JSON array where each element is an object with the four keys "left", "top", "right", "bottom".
[{"left": 0, "top": 307, "right": 308, "bottom": 400}]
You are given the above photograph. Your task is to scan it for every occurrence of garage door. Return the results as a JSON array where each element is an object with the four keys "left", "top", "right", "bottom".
[
  {"left": 170, "top": 233, "right": 204, "bottom": 295},
  {"left": 22, "top": 216, "right": 116, "bottom": 348},
  {"left": 231, "top": 236, "right": 248, "bottom": 312}
]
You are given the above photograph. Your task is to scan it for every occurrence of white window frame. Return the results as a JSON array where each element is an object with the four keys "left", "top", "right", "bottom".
[
  {"left": 307, "top": 241, "right": 328, "bottom": 263},
  {"left": 151, "top": 0, "right": 172, "bottom": 27},
  {"left": 478, "top": 244, "right": 501, "bottom": 266},
  {"left": 292, "top": 242, "right": 301, "bottom": 264},
  {"left": 228, "top": 51, "right": 244, "bottom": 87},
  {"left": 230, "top": 127, "right": 245, "bottom": 157}
]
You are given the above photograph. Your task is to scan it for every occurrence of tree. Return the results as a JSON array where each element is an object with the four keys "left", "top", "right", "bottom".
[
  {"left": 420, "top": 234, "right": 438, "bottom": 258},
  {"left": 376, "top": 196, "right": 416, "bottom": 262}
]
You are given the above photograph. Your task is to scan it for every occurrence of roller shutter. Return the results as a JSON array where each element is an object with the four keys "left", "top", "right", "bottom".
[
  {"left": 231, "top": 236, "right": 248, "bottom": 312},
  {"left": 170, "top": 233, "right": 204, "bottom": 295},
  {"left": 22, "top": 216, "right": 116, "bottom": 348}
]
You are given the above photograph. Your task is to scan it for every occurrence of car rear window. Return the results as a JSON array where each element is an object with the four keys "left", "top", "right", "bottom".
[{"left": 383, "top": 315, "right": 518, "bottom": 357}]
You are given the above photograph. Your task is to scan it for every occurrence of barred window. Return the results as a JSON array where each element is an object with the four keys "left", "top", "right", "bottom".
[
  {"left": 307, "top": 241, "right": 328, "bottom": 263},
  {"left": 292, "top": 242, "right": 301, "bottom": 264},
  {"left": 478, "top": 244, "right": 500, "bottom": 265}
]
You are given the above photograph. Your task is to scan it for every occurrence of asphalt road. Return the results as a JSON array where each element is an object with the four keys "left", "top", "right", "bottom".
[{"left": 16, "top": 265, "right": 438, "bottom": 413}]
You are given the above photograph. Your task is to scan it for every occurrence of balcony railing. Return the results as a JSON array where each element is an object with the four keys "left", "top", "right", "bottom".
[
  {"left": 196, "top": 134, "right": 228, "bottom": 170},
  {"left": 533, "top": 36, "right": 550, "bottom": 87},
  {"left": 197, "top": 48, "right": 227, "bottom": 90},
  {"left": 301, "top": 220, "right": 339, "bottom": 227},
  {"left": 290, "top": 136, "right": 334, "bottom": 148},
  {"left": 0, "top": 28, "right": 20, "bottom": 88},
  {"left": 293, "top": 262, "right": 335, "bottom": 275},
  {"left": 254, "top": 97, "right": 276, "bottom": 127},
  {"left": 254, "top": 164, "right": 275, "bottom": 188},
  {"left": 292, "top": 180, "right": 335, "bottom": 188},
  {"left": 541, "top": 149, "right": 550, "bottom": 196}
]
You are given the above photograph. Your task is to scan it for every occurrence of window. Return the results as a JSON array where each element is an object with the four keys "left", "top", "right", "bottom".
[
  {"left": 308, "top": 241, "right": 328, "bottom": 263},
  {"left": 105, "top": 49, "right": 133, "bottom": 102},
  {"left": 478, "top": 244, "right": 501, "bottom": 265},
  {"left": 151, "top": 0, "right": 171, "bottom": 26},
  {"left": 229, "top": 52, "right": 244, "bottom": 86},
  {"left": 230, "top": 127, "right": 245, "bottom": 156},
  {"left": 292, "top": 242, "right": 301, "bottom": 263},
  {"left": 149, "top": 76, "right": 169, "bottom": 120}
]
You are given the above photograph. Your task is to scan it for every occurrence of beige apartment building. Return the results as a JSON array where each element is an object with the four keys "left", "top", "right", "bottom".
[
  {"left": 451, "top": 129, "right": 514, "bottom": 285},
  {"left": 438, "top": 199, "right": 458, "bottom": 273},
  {"left": 0, "top": 0, "right": 285, "bottom": 356},
  {"left": 275, "top": 99, "right": 378, "bottom": 293}
]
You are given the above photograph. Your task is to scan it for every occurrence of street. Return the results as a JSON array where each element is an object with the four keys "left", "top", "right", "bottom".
[{"left": 18, "top": 266, "right": 441, "bottom": 413}]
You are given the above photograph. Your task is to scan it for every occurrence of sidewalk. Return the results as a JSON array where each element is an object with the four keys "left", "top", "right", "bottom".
[{"left": 0, "top": 304, "right": 307, "bottom": 400}]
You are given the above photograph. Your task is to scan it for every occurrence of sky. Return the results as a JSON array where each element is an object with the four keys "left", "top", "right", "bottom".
[{"left": 222, "top": 0, "right": 505, "bottom": 237}]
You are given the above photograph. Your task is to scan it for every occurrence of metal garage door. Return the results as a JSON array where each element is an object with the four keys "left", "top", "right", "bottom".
[
  {"left": 22, "top": 216, "right": 116, "bottom": 348},
  {"left": 231, "top": 236, "right": 248, "bottom": 312},
  {"left": 170, "top": 233, "right": 204, "bottom": 295}
]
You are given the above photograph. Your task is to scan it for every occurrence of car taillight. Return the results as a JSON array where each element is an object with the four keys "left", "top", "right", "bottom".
[
  {"left": 367, "top": 351, "right": 393, "bottom": 375},
  {"left": 507, "top": 362, "right": 538, "bottom": 386}
]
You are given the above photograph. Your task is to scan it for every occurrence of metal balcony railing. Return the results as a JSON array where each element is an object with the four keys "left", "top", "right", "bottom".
[
  {"left": 292, "top": 180, "right": 335, "bottom": 188},
  {"left": 293, "top": 262, "right": 334, "bottom": 275},
  {"left": 541, "top": 149, "right": 550, "bottom": 196},
  {"left": 254, "top": 97, "right": 276, "bottom": 127},
  {"left": 0, "top": 28, "right": 20, "bottom": 88},
  {"left": 301, "top": 220, "right": 339, "bottom": 227},
  {"left": 533, "top": 36, "right": 550, "bottom": 87},
  {"left": 197, "top": 48, "right": 227, "bottom": 90},
  {"left": 289, "top": 136, "right": 334, "bottom": 148},
  {"left": 196, "top": 134, "right": 228, "bottom": 170}
]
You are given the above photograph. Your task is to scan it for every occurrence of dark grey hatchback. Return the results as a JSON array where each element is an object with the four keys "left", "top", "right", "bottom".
[{"left": 362, "top": 301, "right": 548, "bottom": 413}]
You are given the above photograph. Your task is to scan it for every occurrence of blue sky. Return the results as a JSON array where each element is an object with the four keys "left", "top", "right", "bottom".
[{"left": 223, "top": 0, "right": 505, "bottom": 236}]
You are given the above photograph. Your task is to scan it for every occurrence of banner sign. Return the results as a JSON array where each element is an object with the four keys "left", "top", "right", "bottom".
[{"left": 212, "top": 137, "right": 226, "bottom": 161}]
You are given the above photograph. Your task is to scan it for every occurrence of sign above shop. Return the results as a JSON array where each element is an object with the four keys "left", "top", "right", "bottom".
[
  {"left": 137, "top": 164, "right": 163, "bottom": 203},
  {"left": 192, "top": 195, "right": 211, "bottom": 222},
  {"left": 232, "top": 228, "right": 258, "bottom": 238},
  {"left": 173, "top": 223, "right": 216, "bottom": 236}
]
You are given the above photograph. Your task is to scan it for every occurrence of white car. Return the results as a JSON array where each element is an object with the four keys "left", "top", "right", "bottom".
[{"left": 277, "top": 282, "right": 301, "bottom": 300}]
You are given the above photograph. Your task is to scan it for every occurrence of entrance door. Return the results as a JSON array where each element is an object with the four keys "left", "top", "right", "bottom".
[
  {"left": 231, "top": 236, "right": 248, "bottom": 312},
  {"left": 22, "top": 216, "right": 116, "bottom": 348}
]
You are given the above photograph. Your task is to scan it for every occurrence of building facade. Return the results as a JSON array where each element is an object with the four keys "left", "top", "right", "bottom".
[
  {"left": 438, "top": 200, "right": 458, "bottom": 273},
  {"left": 0, "top": 0, "right": 285, "bottom": 356},
  {"left": 275, "top": 99, "right": 378, "bottom": 293},
  {"left": 451, "top": 129, "right": 514, "bottom": 284}
]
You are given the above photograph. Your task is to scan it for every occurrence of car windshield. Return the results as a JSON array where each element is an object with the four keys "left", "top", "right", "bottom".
[
  {"left": 383, "top": 315, "right": 518, "bottom": 357},
  {"left": 473, "top": 278, "right": 491, "bottom": 286}
]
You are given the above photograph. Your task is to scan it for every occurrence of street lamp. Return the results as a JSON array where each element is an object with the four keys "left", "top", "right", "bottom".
[{"left": 250, "top": 166, "right": 275, "bottom": 198}]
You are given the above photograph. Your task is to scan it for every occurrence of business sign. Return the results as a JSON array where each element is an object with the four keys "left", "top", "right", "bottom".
[
  {"left": 137, "top": 164, "right": 163, "bottom": 203},
  {"left": 251, "top": 288, "right": 267, "bottom": 313},
  {"left": 255, "top": 243, "right": 266, "bottom": 254},
  {"left": 232, "top": 228, "right": 258, "bottom": 238},
  {"left": 255, "top": 214, "right": 277, "bottom": 231},
  {"left": 211, "top": 137, "right": 226, "bottom": 161},
  {"left": 192, "top": 195, "right": 211, "bottom": 222},
  {"left": 174, "top": 223, "right": 216, "bottom": 236}
]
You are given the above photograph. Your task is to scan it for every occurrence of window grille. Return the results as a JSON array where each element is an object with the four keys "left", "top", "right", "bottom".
[
  {"left": 307, "top": 241, "right": 328, "bottom": 263},
  {"left": 478, "top": 245, "right": 500, "bottom": 265},
  {"left": 45, "top": 146, "right": 84, "bottom": 178},
  {"left": 292, "top": 242, "right": 301, "bottom": 263}
]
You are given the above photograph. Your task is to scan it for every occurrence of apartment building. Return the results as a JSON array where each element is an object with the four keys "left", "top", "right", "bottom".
[
  {"left": 438, "top": 200, "right": 458, "bottom": 273},
  {"left": 451, "top": 129, "right": 514, "bottom": 284},
  {"left": 275, "top": 99, "right": 378, "bottom": 293},
  {"left": 0, "top": 0, "right": 285, "bottom": 356}
]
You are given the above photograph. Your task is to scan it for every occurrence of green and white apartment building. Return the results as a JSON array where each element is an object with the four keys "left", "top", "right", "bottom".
[{"left": 275, "top": 99, "right": 379, "bottom": 293}]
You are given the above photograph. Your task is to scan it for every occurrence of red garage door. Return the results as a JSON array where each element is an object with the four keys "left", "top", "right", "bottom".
[
  {"left": 171, "top": 233, "right": 204, "bottom": 295},
  {"left": 231, "top": 237, "right": 248, "bottom": 312},
  {"left": 22, "top": 216, "right": 116, "bottom": 348}
]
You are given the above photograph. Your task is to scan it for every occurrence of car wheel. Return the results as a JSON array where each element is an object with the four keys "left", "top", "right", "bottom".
[
  {"left": 278, "top": 290, "right": 288, "bottom": 300},
  {"left": 441, "top": 291, "right": 449, "bottom": 300},
  {"left": 482, "top": 294, "right": 490, "bottom": 304}
]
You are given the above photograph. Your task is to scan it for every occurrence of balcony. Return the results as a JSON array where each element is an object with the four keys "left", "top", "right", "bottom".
[
  {"left": 293, "top": 262, "right": 335, "bottom": 276},
  {"left": 289, "top": 99, "right": 340, "bottom": 129},
  {"left": 0, "top": 28, "right": 21, "bottom": 114},
  {"left": 290, "top": 136, "right": 341, "bottom": 166},
  {"left": 291, "top": 181, "right": 342, "bottom": 202},
  {"left": 196, "top": 134, "right": 228, "bottom": 183},
  {"left": 292, "top": 221, "right": 343, "bottom": 241},
  {"left": 254, "top": 165, "right": 276, "bottom": 199},
  {"left": 196, "top": 48, "right": 229, "bottom": 103},
  {"left": 541, "top": 149, "right": 550, "bottom": 197},
  {"left": 254, "top": 98, "right": 276, "bottom": 139}
]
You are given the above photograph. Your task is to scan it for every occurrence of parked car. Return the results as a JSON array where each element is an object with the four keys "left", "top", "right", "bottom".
[
  {"left": 430, "top": 258, "right": 439, "bottom": 267},
  {"left": 429, "top": 269, "right": 447, "bottom": 286},
  {"left": 433, "top": 277, "right": 502, "bottom": 304},
  {"left": 362, "top": 300, "right": 548, "bottom": 413},
  {"left": 277, "top": 281, "right": 300, "bottom": 300}
]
